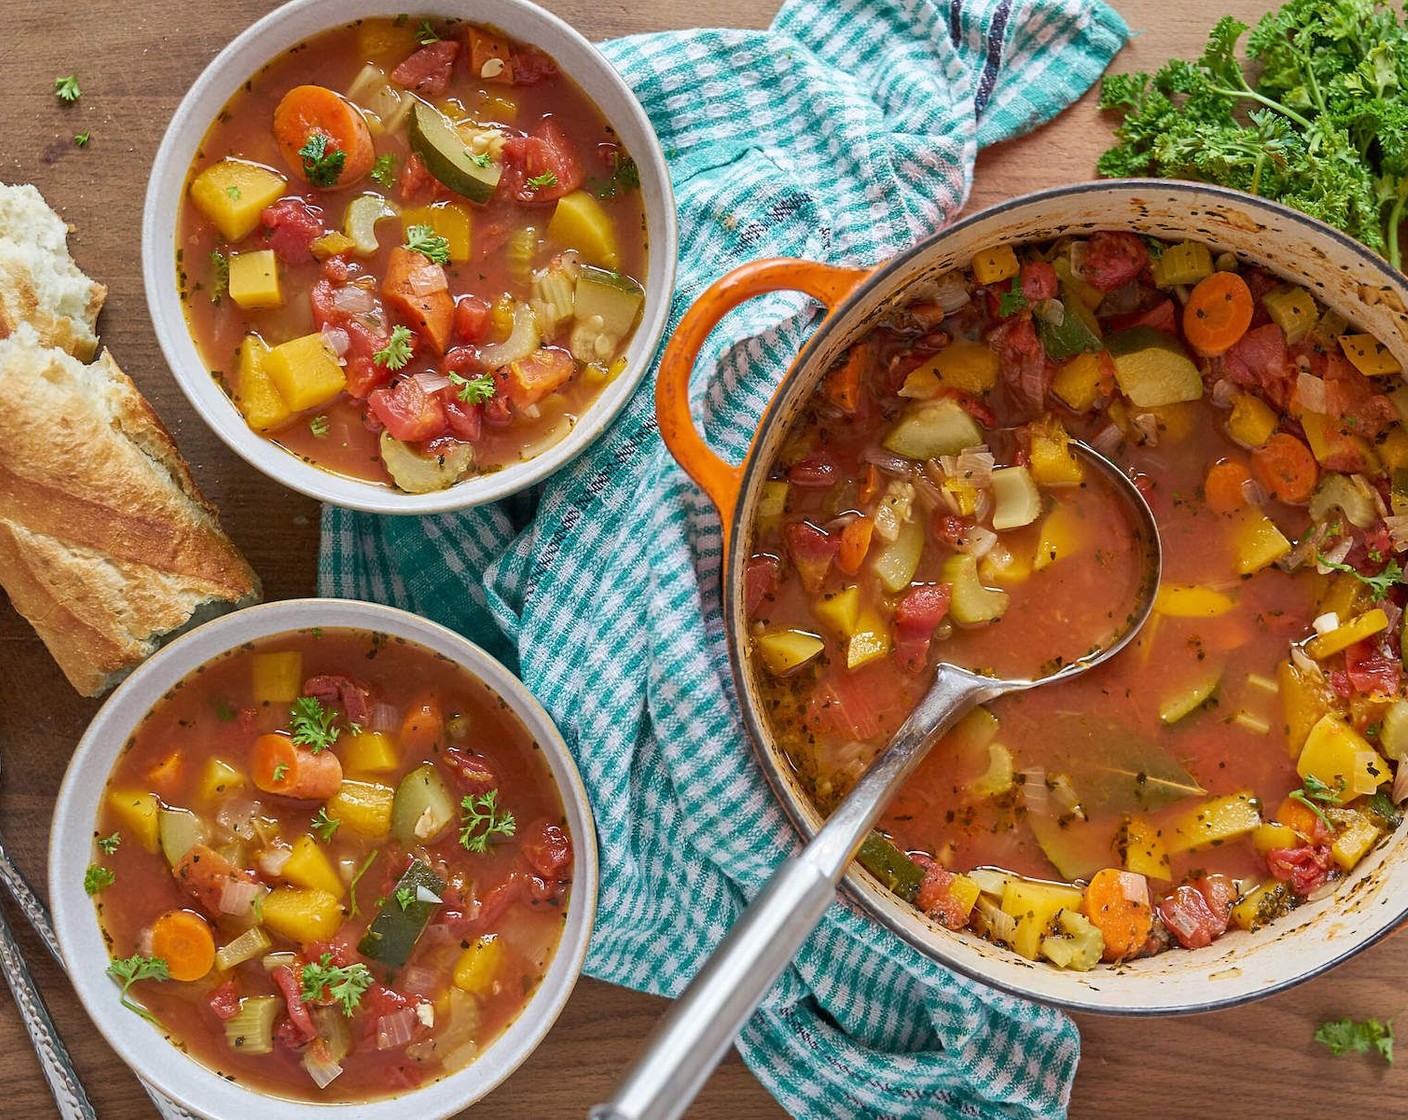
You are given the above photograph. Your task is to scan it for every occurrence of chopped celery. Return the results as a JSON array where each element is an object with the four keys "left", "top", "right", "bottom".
[
  {"left": 214, "top": 927, "right": 272, "bottom": 972},
  {"left": 1307, "top": 472, "right": 1378, "bottom": 529},
  {"left": 1040, "top": 909, "right": 1104, "bottom": 971},
  {"left": 989, "top": 465, "right": 1041, "bottom": 530},
  {"left": 940, "top": 554, "right": 1009, "bottom": 624},
  {"left": 1150, "top": 241, "right": 1213, "bottom": 289},
  {"left": 380, "top": 433, "right": 474, "bottom": 494},
  {"left": 225, "top": 995, "right": 280, "bottom": 1056},
  {"left": 856, "top": 832, "right": 923, "bottom": 902},
  {"left": 969, "top": 742, "right": 1014, "bottom": 797},
  {"left": 531, "top": 261, "right": 577, "bottom": 333},
  {"left": 1262, "top": 286, "right": 1318, "bottom": 344},
  {"left": 390, "top": 763, "right": 457, "bottom": 845},
  {"left": 882, "top": 399, "right": 983, "bottom": 460},
  {"left": 343, "top": 194, "right": 398, "bottom": 256}
]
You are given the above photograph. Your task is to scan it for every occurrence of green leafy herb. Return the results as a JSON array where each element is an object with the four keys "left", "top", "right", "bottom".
[
  {"left": 289, "top": 695, "right": 340, "bottom": 753},
  {"left": 348, "top": 721, "right": 363, "bottom": 735},
  {"left": 997, "top": 285, "right": 1028, "bottom": 317},
  {"left": 226, "top": 185, "right": 242, "bottom": 200},
  {"left": 311, "top": 808, "right": 341, "bottom": 841},
  {"left": 346, "top": 849, "right": 380, "bottom": 920},
  {"left": 459, "top": 789, "right": 516, "bottom": 853},
  {"left": 373, "top": 324, "right": 415, "bottom": 370},
  {"left": 404, "top": 224, "right": 450, "bottom": 265},
  {"left": 467, "top": 151, "right": 493, "bottom": 168},
  {"left": 1290, "top": 773, "right": 1344, "bottom": 830},
  {"left": 1367, "top": 790, "right": 1404, "bottom": 829},
  {"left": 298, "top": 133, "right": 346, "bottom": 188},
  {"left": 370, "top": 153, "right": 398, "bottom": 188},
  {"left": 525, "top": 170, "right": 559, "bottom": 190},
  {"left": 210, "top": 250, "right": 229, "bottom": 304},
  {"left": 272, "top": 763, "right": 289, "bottom": 783},
  {"left": 394, "top": 886, "right": 415, "bottom": 911},
  {"left": 1098, "top": 2, "right": 1408, "bottom": 269},
  {"left": 299, "top": 953, "right": 372, "bottom": 1017},
  {"left": 74, "top": 130, "right": 90, "bottom": 147},
  {"left": 415, "top": 19, "right": 441, "bottom": 44},
  {"left": 97, "top": 832, "right": 121, "bottom": 855},
  {"left": 593, "top": 153, "right": 640, "bottom": 199},
  {"left": 448, "top": 370, "right": 497, "bottom": 405},
  {"left": 1316, "top": 1016, "right": 1394, "bottom": 1063},
  {"left": 1316, "top": 553, "right": 1403, "bottom": 601},
  {"left": 309, "top": 415, "right": 330, "bottom": 439},
  {"left": 54, "top": 74, "right": 81, "bottom": 103},
  {"left": 214, "top": 698, "right": 236, "bottom": 722},
  {"left": 106, "top": 954, "right": 169, "bottom": 1024},
  {"left": 84, "top": 864, "right": 115, "bottom": 894}
]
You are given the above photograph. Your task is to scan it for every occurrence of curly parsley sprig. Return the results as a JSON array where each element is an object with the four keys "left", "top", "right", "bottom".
[
  {"left": 107, "top": 954, "right": 169, "bottom": 1024},
  {"left": 299, "top": 954, "right": 372, "bottom": 1017},
  {"left": 459, "top": 789, "right": 516, "bottom": 853}
]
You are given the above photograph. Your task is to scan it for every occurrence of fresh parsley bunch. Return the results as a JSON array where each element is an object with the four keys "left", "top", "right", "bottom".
[{"left": 1098, "top": 0, "right": 1408, "bottom": 269}]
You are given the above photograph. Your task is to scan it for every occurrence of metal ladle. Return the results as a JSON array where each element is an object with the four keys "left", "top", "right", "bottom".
[{"left": 592, "top": 443, "right": 1163, "bottom": 1120}]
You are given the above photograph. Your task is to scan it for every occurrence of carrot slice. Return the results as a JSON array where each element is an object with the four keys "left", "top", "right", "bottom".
[
  {"left": 837, "top": 517, "right": 874, "bottom": 574},
  {"left": 1083, "top": 868, "right": 1154, "bottom": 962},
  {"left": 251, "top": 733, "right": 343, "bottom": 800},
  {"left": 150, "top": 910, "right": 216, "bottom": 982},
  {"left": 822, "top": 342, "right": 871, "bottom": 414},
  {"left": 382, "top": 247, "right": 454, "bottom": 353},
  {"left": 1250, "top": 432, "right": 1318, "bottom": 504},
  {"left": 400, "top": 694, "right": 444, "bottom": 755},
  {"left": 1203, "top": 456, "right": 1252, "bottom": 514},
  {"left": 466, "top": 26, "right": 515, "bottom": 83},
  {"left": 273, "top": 85, "right": 375, "bottom": 187},
  {"left": 1182, "top": 271, "right": 1254, "bottom": 355}
]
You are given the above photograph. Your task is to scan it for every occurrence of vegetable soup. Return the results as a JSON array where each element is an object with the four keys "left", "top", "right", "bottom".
[
  {"left": 90, "top": 629, "right": 574, "bottom": 1101},
  {"left": 179, "top": 17, "right": 648, "bottom": 493},
  {"left": 747, "top": 233, "right": 1408, "bottom": 970}
]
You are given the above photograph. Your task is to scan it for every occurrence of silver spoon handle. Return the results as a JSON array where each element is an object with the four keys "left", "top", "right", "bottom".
[
  {"left": 0, "top": 905, "right": 96, "bottom": 1120},
  {"left": 592, "top": 667, "right": 994, "bottom": 1120}
]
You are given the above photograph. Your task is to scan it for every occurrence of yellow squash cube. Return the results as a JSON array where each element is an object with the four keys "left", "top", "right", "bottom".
[
  {"left": 1033, "top": 506, "right": 1083, "bottom": 571},
  {"left": 927, "top": 339, "right": 999, "bottom": 394},
  {"left": 1116, "top": 814, "right": 1170, "bottom": 879},
  {"left": 1230, "top": 510, "right": 1291, "bottom": 575},
  {"left": 546, "top": 190, "right": 618, "bottom": 269},
  {"left": 1297, "top": 714, "right": 1388, "bottom": 801},
  {"left": 755, "top": 630, "right": 825, "bottom": 675},
  {"left": 453, "top": 934, "right": 505, "bottom": 996},
  {"left": 1168, "top": 792, "right": 1261, "bottom": 853},
  {"left": 1226, "top": 392, "right": 1277, "bottom": 449},
  {"left": 326, "top": 780, "right": 396, "bottom": 838},
  {"left": 311, "top": 231, "right": 357, "bottom": 260},
  {"left": 1230, "top": 880, "right": 1293, "bottom": 932},
  {"left": 1050, "top": 351, "right": 1109, "bottom": 412},
  {"left": 971, "top": 245, "right": 1020, "bottom": 285},
  {"left": 199, "top": 758, "right": 247, "bottom": 802},
  {"left": 1331, "top": 811, "right": 1382, "bottom": 871},
  {"left": 341, "top": 731, "right": 400, "bottom": 775},
  {"left": 813, "top": 586, "right": 861, "bottom": 639},
  {"left": 847, "top": 609, "right": 891, "bottom": 670},
  {"left": 401, "top": 203, "right": 471, "bottom": 263},
  {"left": 1252, "top": 822, "right": 1300, "bottom": 853},
  {"left": 227, "top": 249, "right": 282, "bottom": 310},
  {"left": 1305, "top": 609, "right": 1389, "bottom": 660},
  {"left": 189, "top": 160, "right": 288, "bottom": 241},
  {"left": 1378, "top": 426, "right": 1408, "bottom": 471},
  {"left": 251, "top": 650, "right": 302, "bottom": 704},
  {"left": 1339, "top": 334, "right": 1401, "bottom": 377},
  {"left": 106, "top": 789, "right": 159, "bottom": 854},
  {"left": 281, "top": 834, "right": 345, "bottom": 899},
  {"left": 1278, "top": 658, "right": 1336, "bottom": 757},
  {"left": 1027, "top": 419, "right": 1083, "bottom": 487},
  {"left": 262, "top": 333, "right": 347, "bottom": 412},
  {"left": 231, "top": 336, "right": 291, "bottom": 433},
  {"left": 1000, "top": 879, "right": 1084, "bottom": 961},
  {"left": 979, "top": 542, "right": 1032, "bottom": 585},
  {"left": 1154, "top": 584, "right": 1236, "bottom": 618},
  {"left": 259, "top": 887, "right": 343, "bottom": 944}
]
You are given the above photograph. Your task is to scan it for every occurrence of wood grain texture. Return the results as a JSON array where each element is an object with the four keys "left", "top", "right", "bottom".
[{"left": 1, "top": 0, "right": 1405, "bottom": 1117}]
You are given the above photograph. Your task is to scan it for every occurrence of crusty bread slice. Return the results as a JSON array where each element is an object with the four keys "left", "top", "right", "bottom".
[
  {"left": 0, "top": 326, "right": 260, "bottom": 695},
  {"left": 0, "top": 182, "right": 105, "bottom": 360}
]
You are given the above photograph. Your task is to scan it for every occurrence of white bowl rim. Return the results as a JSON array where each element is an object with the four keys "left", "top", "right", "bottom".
[
  {"left": 50, "top": 598, "right": 598, "bottom": 1119},
  {"left": 142, "top": 0, "right": 678, "bottom": 514}
]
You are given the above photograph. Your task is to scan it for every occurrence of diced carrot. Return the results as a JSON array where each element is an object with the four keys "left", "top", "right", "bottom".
[
  {"left": 1274, "top": 795, "right": 1321, "bottom": 840},
  {"left": 1182, "top": 271, "right": 1254, "bottom": 356},
  {"left": 1083, "top": 867, "right": 1154, "bottom": 962},
  {"left": 400, "top": 694, "right": 444, "bottom": 755},
  {"left": 173, "top": 844, "right": 254, "bottom": 914},
  {"left": 273, "top": 85, "right": 376, "bottom": 186},
  {"left": 822, "top": 342, "right": 871, "bottom": 414},
  {"left": 1203, "top": 456, "right": 1252, "bottom": 514},
  {"left": 859, "top": 463, "right": 883, "bottom": 504},
  {"left": 1250, "top": 432, "right": 1318, "bottom": 504},
  {"left": 382, "top": 247, "right": 454, "bottom": 353},
  {"left": 837, "top": 517, "right": 874, "bottom": 574},
  {"left": 145, "top": 751, "right": 183, "bottom": 796},
  {"left": 150, "top": 910, "right": 216, "bottom": 982},
  {"left": 251, "top": 733, "right": 343, "bottom": 800},
  {"left": 466, "top": 26, "right": 515, "bottom": 83}
]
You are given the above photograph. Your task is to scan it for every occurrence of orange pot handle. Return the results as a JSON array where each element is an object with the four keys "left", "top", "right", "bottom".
[{"left": 656, "top": 257, "right": 873, "bottom": 544}]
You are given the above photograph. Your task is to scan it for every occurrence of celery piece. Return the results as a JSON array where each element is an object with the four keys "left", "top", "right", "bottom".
[
  {"left": 940, "top": 554, "right": 1009, "bottom": 624},
  {"left": 1307, "top": 472, "right": 1378, "bottom": 529},
  {"left": 225, "top": 995, "right": 280, "bottom": 1056},
  {"left": 1150, "top": 241, "right": 1213, "bottom": 289},
  {"left": 214, "top": 927, "right": 272, "bottom": 973},
  {"left": 1040, "top": 909, "right": 1104, "bottom": 971},
  {"left": 1262, "top": 286, "right": 1318, "bottom": 345}
]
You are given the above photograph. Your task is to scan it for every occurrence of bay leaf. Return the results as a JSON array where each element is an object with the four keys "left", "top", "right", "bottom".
[{"left": 1037, "top": 713, "right": 1205, "bottom": 814}]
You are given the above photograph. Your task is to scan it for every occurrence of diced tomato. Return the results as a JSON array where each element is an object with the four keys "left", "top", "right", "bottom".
[
  {"left": 1322, "top": 351, "right": 1397, "bottom": 437},
  {"left": 474, "top": 874, "right": 528, "bottom": 929},
  {"left": 208, "top": 980, "right": 241, "bottom": 1021},
  {"left": 510, "top": 45, "right": 559, "bottom": 85},
  {"left": 783, "top": 520, "right": 838, "bottom": 594},
  {"left": 386, "top": 1063, "right": 425, "bottom": 1091},
  {"left": 1343, "top": 639, "right": 1402, "bottom": 698},
  {"left": 320, "top": 255, "right": 354, "bottom": 284},
  {"left": 931, "top": 513, "right": 973, "bottom": 548},
  {"left": 1192, "top": 873, "right": 1236, "bottom": 926},
  {"left": 912, "top": 856, "right": 968, "bottom": 931},
  {"left": 272, "top": 965, "right": 319, "bottom": 1042},
  {"left": 989, "top": 315, "right": 1049, "bottom": 411},
  {"left": 523, "top": 820, "right": 573, "bottom": 880},
  {"left": 368, "top": 377, "right": 448, "bottom": 443},
  {"left": 787, "top": 451, "right": 839, "bottom": 489},
  {"left": 501, "top": 346, "right": 575, "bottom": 408},
  {"left": 1105, "top": 298, "right": 1177, "bottom": 336},
  {"left": 1081, "top": 231, "right": 1149, "bottom": 292},
  {"left": 1019, "top": 261, "right": 1058, "bottom": 302},
  {"left": 483, "top": 393, "right": 513, "bottom": 427},
  {"left": 443, "top": 746, "right": 498, "bottom": 796},
  {"left": 359, "top": 984, "right": 410, "bottom": 1028},
  {"left": 806, "top": 666, "right": 885, "bottom": 741},
  {"left": 1219, "top": 323, "right": 1291, "bottom": 410},
  {"left": 453, "top": 295, "right": 492, "bottom": 344},
  {"left": 1266, "top": 844, "right": 1333, "bottom": 895},
  {"left": 342, "top": 318, "right": 395, "bottom": 398},
  {"left": 301, "top": 674, "right": 372, "bottom": 725},
  {"left": 946, "top": 388, "right": 998, "bottom": 428},
  {"left": 390, "top": 40, "right": 459, "bottom": 96},
  {"left": 1156, "top": 884, "right": 1224, "bottom": 950},
  {"left": 893, "top": 584, "right": 952, "bottom": 674},
  {"left": 260, "top": 197, "right": 325, "bottom": 265},
  {"left": 500, "top": 119, "right": 584, "bottom": 203},
  {"left": 443, "top": 398, "right": 484, "bottom": 442},
  {"left": 398, "top": 151, "right": 438, "bottom": 206},
  {"left": 744, "top": 553, "right": 782, "bottom": 617},
  {"left": 173, "top": 844, "right": 258, "bottom": 915},
  {"left": 274, "top": 1017, "right": 306, "bottom": 1052}
]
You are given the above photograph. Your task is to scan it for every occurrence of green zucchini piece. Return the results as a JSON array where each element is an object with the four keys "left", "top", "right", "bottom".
[
  {"left": 390, "top": 763, "right": 457, "bottom": 845},
  {"left": 574, "top": 266, "right": 645, "bottom": 339},
  {"left": 1105, "top": 327, "right": 1203, "bottom": 407},
  {"left": 857, "top": 832, "right": 923, "bottom": 902},
  {"left": 158, "top": 808, "right": 205, "bottom": 868},
  {"left": 357, "top": 858, "right": 446, "bottom": 967},
  {"left": 1036, "top": 286, "right": 1102, "bottom": 361},
  {"left": 1158, "top": 668, "right": 1223, "bottom": 725},
  {"left": 882, "top": 399, "right": 983, "bottom": 460},
  {"left": 407, "top": 102, "right": 501, "bottom": 203}
]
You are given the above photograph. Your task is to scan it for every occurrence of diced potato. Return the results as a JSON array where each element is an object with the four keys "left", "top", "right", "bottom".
[
  {"left": 1167, "top": 792, "right": 1261, "bottom": 853},
  {"left": 1278, "top": 658, "right": 1336, "bottom": 758},
  {"left": 198, "top": 758, "right": 247, "bottom": 802},
  {"left": 1000, "top": 879, "right": 1084, "bottom": 961},
  {"left": 262, "top": 333, "right": 347, "bottom": 412},
  {"left": 1331, "top": 811, "right": 1382, "bottom": 871},
  {"left": 1033, "top": 506, "right": 1083, "bottom": 571},
  {"left": 1230, "top": 880, "right": 1294, "bottom": 931},
  {"left": 1027, "top": 418, "right": 1083, "bottom": 487},
  {"left": 281, "top": 834, "right": 346, "bottom": 898},
  {"left": 1040, "top": 909, "right": 1104, "bottom": 971},
  {"left": 969, "top": 742, "right": 1014, "bottom": 797},
  {"left": 1302, "top": 411, "right": 1375, "bottom": 470},
  {"left": 401, "top": 203, "right": 471, "bottom": 263},
  {"left": 259, "top": 887, "right": 344, "bottom": 944},
  {"left": 756, "top": 630, "right": 825, "bottom": 675},
  {"left": 1297, "top": 714, "right": 1389, "bottom": 801},
  {"left": 252, "top": 650, "right": 302, "bottom": 705},
  {"left": 847, "top": 609, "right": 891, "bottom": 670},
  {"left": 941, "top": 553, "right": 1009, "bottom": 625},
  {"left": 1305, "top": 609, "right": 1389, "bottom": 660},
  {"left": 1339, "top": 333, "right": 1401, "bottom": 377},
  {"left": 1051, "top": 351, "right": 1111, "bottom": 412},
  {"left": 453, "top": 934, "right": 504, "bottom": 995},
  {"left": 188, "top": 159, "right": 288, "bottom": 241},
  {"left": 547, "top": 190, "right": 618, "bottom": 269},
  {"left": 341, "top": 731, "right": 400, "bottom": 775},
  {"left": 1251, "top": 821, "right": 1299, "bottom": 853},
  {"left": 948, "top": 874, "right": 982, "bottom": 919},
  {"left": 1116, "top": 814, "right": 1170, "bottom": 879},
  {"left": 755, "top": 480, "right": 789, "bottom": 534},
  {"left": 326, "top": 780, "right": 396, "bottom": 838},
  {"left": 924, "top": 339, "right": 999, "bottom": 394},
  {"left": 233, "top": 336, "right": 291, "bottom": 433},
  {"left": 813, "top": 586, "right": 860, "bottom": 638},
  {"left": 311, "top": 231, "right": 357, "bottom": 260},
  {"left": 1230, "top": 510, "right": 1291, "bottom": 575},
  {"left": 990, "top": 466, "right": 1041, "bottom": 530},
  {"left": 227, "top": 249, "right": 282, "bottom": 310},
  {"left": 971, "top": 245, "right": 1019, "bottom": 285},
  {"left": 106, "top": 789, "right": 159, "bottom": 853},
  {"left": 1262, "top": 286, "right": 1318, "bottom": 345},
  {"left": 1154, "top": 584, "right": 1236, "bottom": 618},
  {"left": 1226, "top": 392, "right": 1277, "bottom": 449}
]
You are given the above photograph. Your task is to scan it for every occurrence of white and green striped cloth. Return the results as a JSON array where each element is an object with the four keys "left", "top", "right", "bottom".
[{"left": 321, "top": 0, "right": 1127, "bottom": 1114}]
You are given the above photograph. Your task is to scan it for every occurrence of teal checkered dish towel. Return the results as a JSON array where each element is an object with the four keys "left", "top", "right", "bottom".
[{"left": 321, "top": 0, "right": 1127, "bottom": 1115}]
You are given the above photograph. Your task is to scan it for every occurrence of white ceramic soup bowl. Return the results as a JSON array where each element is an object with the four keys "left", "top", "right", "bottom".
[
  {"left": 51, "top": 598, "right": 598, "bottom": 1119},
  {"left": 657, "top": 179, "right": 1408, "bottom": 1015},
  {"left": 143, "top": 0, "right": 677, "bottom": 513}
]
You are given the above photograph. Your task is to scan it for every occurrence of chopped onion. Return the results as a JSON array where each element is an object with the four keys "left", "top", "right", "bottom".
[
  {"left": 929, "top": 271, "right": 972, "bottom": 313},
  {"left": 973, "top": 488, "right": 994, "bottom": 523},
  {"left": 1209, "top": 378, "right": 1239, "bottom": 409},
  {"left": 960, "top": 525, "right": 998, "bottom": 559},
  {"left": 1049, "top": 773, "right": 1085, "bottom": 820},
  {"left": 1297, "top": 372, "right": 1328, "bottom": 414},
  {"left": 412, "top": 370, "right": 452, "bottom": 395},
  {"left": 481, "top": 303, "right": 541, "bottom": 368},
  {"left": 1091, "top": 424, "right": 1123, "bottom": 456},
  {"left": 1019, "top": 768, "right": 1048, "bottom": 815},
  {"left": 370, "top": 702, "right": 401, "bottom": 733},
  {"left": 1312, "top": 612, "right": 1340, "bottom": 636},
  {"left": 911, "top": 472, "right": 943, "bottom": 510},
  {"left": 217, "top": 878, "right": 264, "bottom": 917},
  {"left": 302, "top": 1047, "right": 344, "bottom": 1089},
  {"left": 330, "top": 285, "right": 374, "bottom": 315},
  {"left": 408, "top": 264, "right": 449, "bottom": 296},
  {"left": 400, "top": 965, "right": 439, "bottom": 996},
  {"left": 321, "top": 326, "right": 351, "bottom": 359},
  {"left": 375, "top": 1008, "right": 419, "bottom": 1050},
  {"left": 1290, "top": 644, "right": 1322, "bottom": 678},
  {"left": 258, "top": 845, "right": 292, "bottom": 876},
  {"left": 1240, "top": 477, "right": 1268, "bottom": 507},
  {"left": 1394, "top": 761, "right": 1408, "bottom": 805},
  {"left": 415, "top": 1003, "right": 435, "bottom": 1028},
  {"left": 1281, "top": 521, "right": 1332, "bottom": 572},
  {"left": 1130, "top": 412, "right": 1160, "bottom": 447},
  {"left": 415, "top": 884, "right": 443, "bottom": 904},
  {"left": 1385, "top": 515, "right": 1408, "bottom": 552},
  {"left": 953, "top": 446, "right": 995, "bottom": 488},
  {"left": 216, "top": 799, "right": 262, "bottom": 839},
  {"left": 1068, "top": 241, "right": 1089, "bottom": 280},
  {"left": 862, "top": 446, "right": 913, "bottom": 476},
  {"left": 1316, "top": 537, "right": 1354, "bottom": 570}
]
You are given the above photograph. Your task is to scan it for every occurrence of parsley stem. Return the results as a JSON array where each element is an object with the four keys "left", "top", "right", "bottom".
[
  {"left": 1388, "top": 194, "right": 1405, "bottom": 274},
  {"left": 1206, "top": 82, "right": 1313, "bottom": 131}
]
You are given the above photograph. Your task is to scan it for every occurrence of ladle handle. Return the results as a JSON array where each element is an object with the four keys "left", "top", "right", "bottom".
[{"left": 591, "top": 667, "right": 995, "bottom": 1120}]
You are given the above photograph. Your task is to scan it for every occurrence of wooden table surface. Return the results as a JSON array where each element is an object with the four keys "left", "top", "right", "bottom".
[{"left": 2, "top": 0, "right": 1405, "bottom": 1116}]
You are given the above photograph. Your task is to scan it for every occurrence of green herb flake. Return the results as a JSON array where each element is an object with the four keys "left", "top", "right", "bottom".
[
  {"left": 97, "top": 832, "right": 121, "bottom": 856},
  {"left": 1316, "top": 1016, "right": 1394, "bottom": 1063},
  {"left": 1316, "top": 553, "right": 1403, "bottom": 601},
  {"left": 346, "top": 849, "right": 380, "bottom": 920},
  {"left": 448, "top": 370, "right": 496, "bottom": 405},
  {"left": 459, "top": 789, "right": 516, "bottom": 853},
  {"left": 298, "top": 133, "right": 346, "bottom": 189},
  {"left": 210, "top": 250, "right": 229, "bottom": 305},
  {"left": 467, "top": 151, "right": 493, "bottom": 168},
  {"left": 73, "top": 130, "right": 91, "bottom": 147},
  {"left": 370, "top": 153, "right": 398, "bottom": 188},
  {"left": 309, "top": 415, "right": 330, "bottom": 439},
  {"left": 525, "top": 170, "right": 558, "bottom": 190},
  {"left": 288, "top": 695, "right": 341, "bottom": 753},
  {"left": 997, "top": 286, "right": 1028, "bottom": 317},
  {"left": 272, "top": 763, "right": 289, "bottom": 783},
  {"left": 394, "top": 886, "right": 415, "bottom": 911},
  {"left": 373, "top": 324, "right": 415, "bottom": 370},
  {"left": 84, "top": 864, "right": 115, "bottom": 894},
  {"left": 415, "top": 19, "right": 441, "bottom": 44},
  {"left": 1290, "top": 773, "right": 1344, "bottom": 830},
  {"left": 106, "top": 954, "right": 169, "bottom": 1024},
  {"left": 311, "top": 808, "right": 340, "bottom": 841},
  {"left": 403, "top": 224, "right": 450, "bottom": 265},
  {"left": 54, "top": 74, "right": 81, "bottom": 103},
  {"left": 299, "top": 953, "right": 372, "bottom": 1017}
]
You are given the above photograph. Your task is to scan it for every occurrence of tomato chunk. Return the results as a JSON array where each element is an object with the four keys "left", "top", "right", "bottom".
[
  {"left": 368, "top": 377, "right": 448, "bottom": 443},
  {"left": 390, "top": 40, "right": 459, "bottom": 97},
  {"left": 1081, "top": 231, "right": 1148, "bottom": 292}
]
